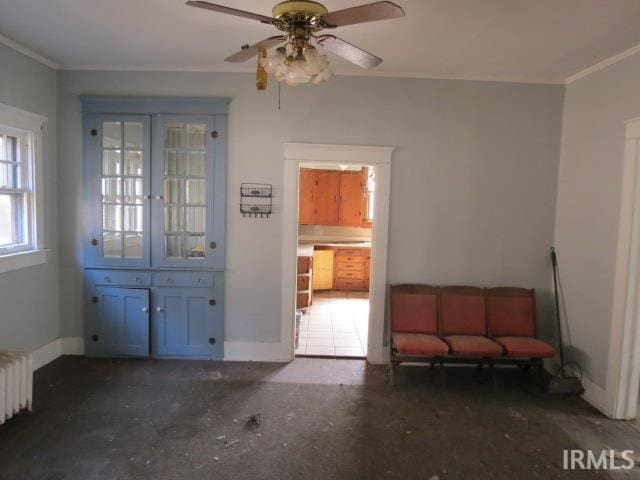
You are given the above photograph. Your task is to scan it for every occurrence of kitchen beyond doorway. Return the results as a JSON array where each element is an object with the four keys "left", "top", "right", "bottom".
[{"left": 295, "top": 163, "right": 373, "bottom": 359}]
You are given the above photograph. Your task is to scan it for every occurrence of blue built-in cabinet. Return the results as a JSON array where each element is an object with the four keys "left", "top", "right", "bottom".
[{"left": 82, "top": 96, "right": 228, "bottom": 359}]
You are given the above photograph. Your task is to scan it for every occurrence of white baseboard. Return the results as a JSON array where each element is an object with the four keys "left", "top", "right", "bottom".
[
  {"left": 32, "top": 337, "right": 84, "bottom": 370},
  {"left": 224, "top": 341, "right": 292, "bottom": 362}
]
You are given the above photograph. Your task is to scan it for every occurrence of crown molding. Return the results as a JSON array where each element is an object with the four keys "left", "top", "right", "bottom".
[
  {"left": 565, "top": 42, "right": 640, "bottom": 85},
  {"left": 0, "top": 33, "right": 59, "bottom": 70}
]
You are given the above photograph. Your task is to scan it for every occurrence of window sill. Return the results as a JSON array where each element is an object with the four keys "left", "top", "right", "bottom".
[{"left": 0, "top": 249, "right": 49, "bottom": 274}]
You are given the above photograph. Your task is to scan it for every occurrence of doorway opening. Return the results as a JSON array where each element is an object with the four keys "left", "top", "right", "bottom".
[
  {"left": 295, "top": 164, "right": 375, "bottom": 358},
  {"left": 281, "top": 143, "right": 394, "bottom": 365}
]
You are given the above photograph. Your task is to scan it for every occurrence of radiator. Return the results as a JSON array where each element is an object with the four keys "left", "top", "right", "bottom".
[{"left": 0, "top": 352, "right": 33, "bottom": 424}]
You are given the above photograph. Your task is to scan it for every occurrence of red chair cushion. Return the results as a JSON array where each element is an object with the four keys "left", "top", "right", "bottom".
[
  {"left": 392, "top": 333, "right": 449, "bottom": 356},
  {"left": 444, "top": 335, "right": 503, "bottom": 357},
  {"left": 487, "top": 295, "right": 536, "bottom": 337},
  {"left": 494, "top": 337, "right": 555, "bottom": 358},
  {"left": 440, "top": 293, "right": 487, "bottom": 336},
  {"left": 391, "top": 290, "right": 438, "bottom": 334}
]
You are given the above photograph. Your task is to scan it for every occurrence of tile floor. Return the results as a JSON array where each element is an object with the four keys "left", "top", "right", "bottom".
[{"left": 295, "top": 290, "right": 369, "bottom": 358}]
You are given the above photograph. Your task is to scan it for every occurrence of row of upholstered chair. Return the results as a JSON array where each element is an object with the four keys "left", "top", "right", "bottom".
[{"left": 389, "top": 284, "right": 555, "bottom": 384}]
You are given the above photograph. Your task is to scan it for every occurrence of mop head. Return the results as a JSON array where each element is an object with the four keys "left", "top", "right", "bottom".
[{"left": 547, "top": 363, "right": 585, "bottom": 395}]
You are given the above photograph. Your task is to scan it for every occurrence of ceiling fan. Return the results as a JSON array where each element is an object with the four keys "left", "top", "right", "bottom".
[{"left": 186, "top": 0, "right": 405, "bottom": 88}]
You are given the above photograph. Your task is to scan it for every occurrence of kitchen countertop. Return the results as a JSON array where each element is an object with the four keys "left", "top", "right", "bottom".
[{"left": 298, "top": 241, "right": 371, "bottom": 256}]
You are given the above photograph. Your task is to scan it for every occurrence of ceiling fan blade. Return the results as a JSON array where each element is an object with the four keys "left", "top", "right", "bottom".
[
  {"left": 321, "top": 1, "right": 404, "bottom": 27},
  {"left": 316, "top": 35, "right": 382, "bottom": 68},
  {"left": 185, "top": 1, "right": 274, "bottom": 24},
  {"left": 225, "top": 36, "right": 287, "bottom": 63}
]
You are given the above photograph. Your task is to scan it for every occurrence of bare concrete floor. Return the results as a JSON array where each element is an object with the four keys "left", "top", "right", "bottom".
[{"left": 0, "top": 356, "right": 639, "bottom": 480}]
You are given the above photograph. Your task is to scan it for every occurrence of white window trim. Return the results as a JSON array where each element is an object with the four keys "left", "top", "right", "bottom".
[{"left": 0, "top": 101, "right": 47, "bottom": 274}]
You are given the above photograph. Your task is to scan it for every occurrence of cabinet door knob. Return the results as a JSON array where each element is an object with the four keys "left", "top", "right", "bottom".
[
  {"left": 197, "top": 278, "right": 204, "bottom": 284},
  {"left": 104, "top": 276, "right": 111, "bottom": 282},
  {"left": 156, "top": 307, "right": 164, "bottom": 313},
  {"left": 135, "top": 277, "right": 142, "bottom": 283},
  {"left": 166, "top": 278, "right": 174, "bottom": 284},
  {"left": 142, "top": 307, "right": 149, "bottom": 313},
  {"left": 90, "top": 238, "right": 98, "bottom": 246}
]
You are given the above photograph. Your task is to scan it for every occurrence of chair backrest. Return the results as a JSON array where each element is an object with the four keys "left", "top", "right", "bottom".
[
  {"left": 390, "top": 284, "right": 439, "bottom": 334},
  {"left": 487, "top": 287, "right": 536, "bottom": 337},
  {"left": 439, "top": 286, "right": 487, "bottom": 336}
]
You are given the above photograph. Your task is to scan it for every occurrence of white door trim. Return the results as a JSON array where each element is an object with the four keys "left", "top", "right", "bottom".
[
  {"left": 281, "top": 142, "right": 395, "bottom": 364},
  {"left": 609, "top": 118, "right": 640, "bottom": 419}
]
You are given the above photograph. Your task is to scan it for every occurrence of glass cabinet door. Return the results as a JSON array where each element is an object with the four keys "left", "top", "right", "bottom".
[
  {"left": 85, "top": 115, "right": 151, "bottom": 267},
  {"left": 152, "top": 115, "right": 222, "bottom": 268}
]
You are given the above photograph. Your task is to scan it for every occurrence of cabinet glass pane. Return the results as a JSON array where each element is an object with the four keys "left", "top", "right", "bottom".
[
  {"left": 98, "top": 119, "right": 145, "bottom": 260},
  {"left": 162, "top": 121, "right": 208, "bottom": 260},
  {"left": 124, "top": 178, "right": 144, "bottom": 204},
  {"left": 103, "top": 150, "right": 121, "bottom": 175},
  {"left": 103, "top": 205, "right": 122, "bottom": 230},
  {"left": 124, "top": 233, "right": 143, "bottom": 258},
  {"left": 164, "top": 179, "right": 183, "bottom": 204},
  {"left": 165, "top": 124, "right": 186, "bottom": 148},
  {"left": 164, "top": 206, "right": 183, "bottom": 233},
  {"left": 124, "top": 122, "right": 143, "bottom": 149},
  {"left": 103, "top": 231, "right": 122, "bottom": 257},
  {"left": 185, "top": 206, "right": 205, "bottom": 233},
  {"left": 187, "top": 235, "right": 205, "bottom": 258},
  {"left": 186, "top": 152, "right": 205, "bottom": 176},
  {"left": 165, "top": 235, "right": 183, "bottom": 258},
  {"left": 187, "top": 124, "right": 206, "bottom": 149},
  {"left": 165, "top": 151, "right": 185, "bottom": 176},
  {"left": 102, "top": 178, "right": 122, "bottom": 203},
  {"left": 124, "top": 151, "right": 143, "bottom": 176},
  {"left": 185, "top": 179, "right": 205, "bottom": 205},
  {"left": 124, "top": 206, "right": 143, "bottom": 232},
  {"left": 103, "top": 122, "right": 122, "bottom": 148}
]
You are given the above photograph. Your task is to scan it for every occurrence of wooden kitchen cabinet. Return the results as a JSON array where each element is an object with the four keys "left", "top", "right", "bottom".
[
  {"left": 298, "top": 168, "right": 316, "bottom": 224},
  {"left": 339, "top": 172, "right": 364, "bottom": 226},
  {"left": 298, "top": 168, "right": 366, "bottom": 227},
  {"left": 314, "top": 171, "right": 341, "bottom": 225},
  {"left": 313, "top": 249, "right": 334, "bottom": 290},
  {"left": 363, "top": 252, "right": 371, "bottom": 289},
  {"left": 296, "top": 253, "right": 313, "bottom": 310},
  {"left": 333, "top": 247, "right": 370, "bottom": 291}
]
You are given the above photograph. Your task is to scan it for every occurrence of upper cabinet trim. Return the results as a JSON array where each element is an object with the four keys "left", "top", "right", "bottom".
[{"left": 80, "top": 96, "right": 230, "bottom": 115}]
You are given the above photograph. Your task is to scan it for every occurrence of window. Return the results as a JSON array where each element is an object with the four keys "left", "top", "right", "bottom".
[
  {"left": 0, "top": 127, "right": 32, "bottom": 254},
  {"left": 363, "top": 166, "right": 376, "bottom": 223},
  {"left": 0, "top": 102, "right": 46, "bottom": 273}
]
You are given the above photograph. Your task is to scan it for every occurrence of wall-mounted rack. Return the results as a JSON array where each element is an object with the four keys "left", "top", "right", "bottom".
[{"left": 240, "top": 183, "right": 272, "bottom": 218}]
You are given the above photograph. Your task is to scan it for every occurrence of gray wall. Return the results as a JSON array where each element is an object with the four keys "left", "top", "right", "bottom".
[
  {"left": 555, "top": 52, "right": 640, "bottom": 387},
  {"left": 57, "top": 70, "right": 564, "bottom": 345},
  {"left": 0, "top": 44, "right": 59, "bottom": 351}
]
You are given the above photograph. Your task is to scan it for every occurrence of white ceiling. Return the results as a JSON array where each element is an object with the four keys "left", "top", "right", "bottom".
[{"left": 2, "top": 0, "right": 640, "bottom": 83}]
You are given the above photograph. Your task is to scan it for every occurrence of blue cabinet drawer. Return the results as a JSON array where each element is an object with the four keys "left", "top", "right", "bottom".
[
  {"left": 152, "top": 272, "right": 215, "bottom": 288},
  {"left": 91, "top": 270, "right": 151, "bottom": 287}
]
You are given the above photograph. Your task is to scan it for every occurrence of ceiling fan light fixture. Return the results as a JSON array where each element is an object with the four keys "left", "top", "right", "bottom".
[{"left": 261, "top": 42, "right": 332, "bottom": 86}]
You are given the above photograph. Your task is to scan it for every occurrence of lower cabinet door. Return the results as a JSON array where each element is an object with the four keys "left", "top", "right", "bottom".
[
  {"left": 88, "top": 287, "right": 150, "bottom": 357},
  {"left": 154, "top": 287, "right": 222, "bottom": 358}
]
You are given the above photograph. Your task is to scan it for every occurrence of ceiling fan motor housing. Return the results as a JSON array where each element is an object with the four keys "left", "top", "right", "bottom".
[{"left": 272, "top": 0, "right": 330, "bottom": 32}]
